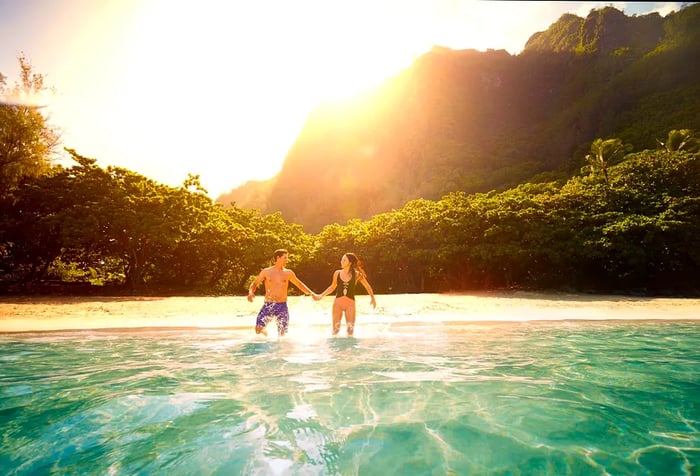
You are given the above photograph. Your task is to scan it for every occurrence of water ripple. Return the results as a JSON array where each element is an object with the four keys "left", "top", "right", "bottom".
[{"left": 1, "top": 321, "right": 699, "bottom": 475}]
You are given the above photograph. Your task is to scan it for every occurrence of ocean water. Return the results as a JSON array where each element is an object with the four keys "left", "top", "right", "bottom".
[{"left": 1, "top": 320, "right": 699, "bottom": 475}]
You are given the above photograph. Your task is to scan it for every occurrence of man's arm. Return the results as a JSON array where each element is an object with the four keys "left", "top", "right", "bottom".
[
  {"left": 288, "top": 270, "right": 314, "bottom": 296},
  {"left": 247, "top": 270, "right": 266, "bottom": 302}
]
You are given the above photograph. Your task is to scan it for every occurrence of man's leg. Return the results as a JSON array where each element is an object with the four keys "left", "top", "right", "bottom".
[
  {"left": 276, "top": 303, "right": 290, "bottom": 336},
  {"left": 255, "top": 303, "right": 271, "bottom": 336}
]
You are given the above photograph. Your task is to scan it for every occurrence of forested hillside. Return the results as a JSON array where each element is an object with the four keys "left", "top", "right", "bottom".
[{"left": 219, "top": 4, "right": 700, "bottom": 233}]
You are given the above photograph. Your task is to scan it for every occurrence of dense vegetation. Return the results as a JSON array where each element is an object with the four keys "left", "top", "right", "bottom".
[
  {"left": 0, "top": 149, "right": 309, "bottom": 293},
  {"left": 2, "top": 6, "right": 700, "bottom": 297},
  {"left": 1, "top": 135, "right": 698, "bottom": 296}
]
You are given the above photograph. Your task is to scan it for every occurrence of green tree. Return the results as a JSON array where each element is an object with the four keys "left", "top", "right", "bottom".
[
  {"left": 0, "top": 54, "right": 60, "bottom": 193},
  {"left": 585, "top": 138, "right": 632, "bottom": 185},
  {"left": 225, "top": 205, "right": 314, "bottom": 293},
  {"left": 0, "top": 167, "right": 67, "bottom": 282},
  {"left": 657, "top": 128, "right": 698, "bottom": 152},
  {"left": 34, "top": 149, "right": 194, "bottom": 291},
  {"left": 141, "top": 175, "right": 248, "bottom": 292}
]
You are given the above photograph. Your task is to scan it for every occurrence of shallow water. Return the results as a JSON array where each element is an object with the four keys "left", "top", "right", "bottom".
[{"left": 1, "top": 321, "right": 699, "bottom": 475}]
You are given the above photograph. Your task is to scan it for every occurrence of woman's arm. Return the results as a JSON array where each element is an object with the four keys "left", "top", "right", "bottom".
[
  {"left": 318, "top": 270, "right": 339, "bottom": 299},
  {"left": 359, "top": 275, "right": 377, "bottom": 308}
]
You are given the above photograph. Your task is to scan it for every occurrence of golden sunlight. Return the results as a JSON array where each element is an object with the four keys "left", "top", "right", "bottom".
[
  {"left": 101, "top": 0, "right": 437, "bottom": 191},
  {"left": 290, "top": 3, "right": 422, "bottom": 104},
  {"left": 38, "top": 0, "right": 524, "bottom": 196}
]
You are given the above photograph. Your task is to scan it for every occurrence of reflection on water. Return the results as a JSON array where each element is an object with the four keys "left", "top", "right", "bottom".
[{"left": 1, "top": 321, "right": 699, "bottom": 475}]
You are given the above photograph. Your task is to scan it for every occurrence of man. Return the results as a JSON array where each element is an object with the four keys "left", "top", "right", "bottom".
[{"left": 247, "top": 249, "right": 316, "bottom": 336}]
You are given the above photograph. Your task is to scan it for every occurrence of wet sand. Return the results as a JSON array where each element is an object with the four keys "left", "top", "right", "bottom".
[{"left": 1, "top": 292, "right": 699, "bottom": 333}]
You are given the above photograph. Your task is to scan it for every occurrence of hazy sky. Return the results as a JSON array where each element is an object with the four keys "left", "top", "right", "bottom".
[{"left": 0, "top": 1, "right": 685, "bottom": 197}]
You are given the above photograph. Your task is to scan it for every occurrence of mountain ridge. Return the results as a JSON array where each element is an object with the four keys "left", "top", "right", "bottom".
[{"left": 218, "top": 4, "right": 700, "bottom": 233}]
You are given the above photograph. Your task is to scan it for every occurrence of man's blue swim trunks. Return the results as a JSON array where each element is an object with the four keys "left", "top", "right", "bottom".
[{"left": 255, "top": 301, "right": 290, "bottom": 333}]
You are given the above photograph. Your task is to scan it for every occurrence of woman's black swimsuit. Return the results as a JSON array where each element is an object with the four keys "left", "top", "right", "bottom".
[{"left": 335, "top": 271, "right": 357, "bottom": 300}]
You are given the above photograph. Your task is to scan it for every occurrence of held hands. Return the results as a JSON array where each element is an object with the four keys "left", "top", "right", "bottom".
[{"left": 312, "top": 293, "right": 323, "bottom": 301}]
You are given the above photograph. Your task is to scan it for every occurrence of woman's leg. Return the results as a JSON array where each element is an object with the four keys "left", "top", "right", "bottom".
[
  {"left": 345, "top": 301, "right": 356, "bottom": 336},
  {"left": 332, "top": 299, "right": 344, "bottom": 335}
]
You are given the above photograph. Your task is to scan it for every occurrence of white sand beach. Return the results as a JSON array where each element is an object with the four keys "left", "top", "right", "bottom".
[{"left": 1, "top": 292, "right": 699, "bottom": 333}]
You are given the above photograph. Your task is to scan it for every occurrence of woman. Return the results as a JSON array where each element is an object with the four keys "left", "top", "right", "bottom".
[{"left": 315, "top": 252, "right": 376, "bottom": 336}]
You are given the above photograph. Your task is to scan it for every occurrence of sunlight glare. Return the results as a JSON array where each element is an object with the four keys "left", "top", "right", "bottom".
[{"left": 41, "top": 0, "right": 524, "bottom": 197}]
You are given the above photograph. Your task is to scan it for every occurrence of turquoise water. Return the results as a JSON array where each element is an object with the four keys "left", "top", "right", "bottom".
[{"left": 1, "top": 321, "right": 699, "bottom": 475}]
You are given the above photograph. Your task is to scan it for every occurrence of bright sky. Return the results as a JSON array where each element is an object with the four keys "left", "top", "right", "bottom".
[{"left": 0, "top": 1, "right": 684, "bottom": 198}]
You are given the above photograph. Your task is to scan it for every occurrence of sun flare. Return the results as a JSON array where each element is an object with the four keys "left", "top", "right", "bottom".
[
  {"left": 31, "top": 0, "right": 562, "bottom": 197},
  {"left": 88, "top": 0, "right": 439, "bottom": 194}
]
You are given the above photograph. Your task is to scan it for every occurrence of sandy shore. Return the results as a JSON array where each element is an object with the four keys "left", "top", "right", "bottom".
[{"left": 1, "top": 292, "right": 699, "bottom": 333}]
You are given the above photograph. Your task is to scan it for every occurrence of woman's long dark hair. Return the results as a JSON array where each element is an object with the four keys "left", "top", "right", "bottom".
[{"left": 345, "top": 252, "right": 366, "bottom": 281}]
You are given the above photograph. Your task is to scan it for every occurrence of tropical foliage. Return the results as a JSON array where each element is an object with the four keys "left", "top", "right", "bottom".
[
  {"left": 0, "top": 149, "right": 311, "bottom": 294},
  {"left": 1, "top": 137, "right": 698, "bottom": 296}
]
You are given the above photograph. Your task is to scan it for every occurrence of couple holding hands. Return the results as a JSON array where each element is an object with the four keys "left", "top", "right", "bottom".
[{"left": 247, "top": 249, "right": 376, "bottom": 337}]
